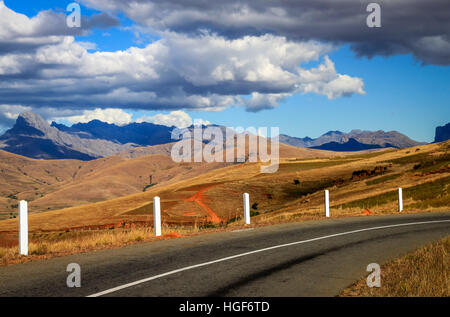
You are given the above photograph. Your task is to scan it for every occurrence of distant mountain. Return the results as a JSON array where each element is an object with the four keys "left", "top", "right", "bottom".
[
  {"left": 434, "top": 122, "right": 450, "bottom": 143},
  {"left": 51, "top": 120, "right": 173, "bottom": 146},
  {"left": 280, "top": 129, "right": 424, "bottom": 150},
  {"left": 310, "top": 138, "right": 387, "bottom": 152},
  {"left": 0, "top": 112, "right": 135, "bottom": 160},
  {"left": 0, "top": 112, "right": 428, "bottom": 160}
]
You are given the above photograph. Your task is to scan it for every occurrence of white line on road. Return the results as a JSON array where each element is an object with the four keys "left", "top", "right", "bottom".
[
  {"left": 87, "top": 219, "right": 450, "bottom": 297},
  {"left": 232, "top": 228, "right": 255, "bottom": 233}
]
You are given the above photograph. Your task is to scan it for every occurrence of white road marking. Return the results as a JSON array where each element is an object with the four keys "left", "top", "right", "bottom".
[
  {"left": 87, "top": 219, "right": 450, "bottom": 297},
  {"left": 232, "top": 228, "right": 255, "bottom": 233}
]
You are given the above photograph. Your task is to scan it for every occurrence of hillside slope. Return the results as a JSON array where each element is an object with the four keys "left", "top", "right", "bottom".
[
  {"left": 0, "top": 139, "right": 335, "bottom": 218},
  {"left": 0, "top": 140, "right": 447, "bottom": 233}
]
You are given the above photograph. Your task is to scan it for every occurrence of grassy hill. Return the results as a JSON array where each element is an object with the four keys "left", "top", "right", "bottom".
[
  {"left": 0, "top": 140, "right": 448, "bottom": 233},
  {"left": 0, "top": 140, "right": 448, "bottom": 264},
  {"left": 0, "top": 141, "right": 335, "bottom": 220}
]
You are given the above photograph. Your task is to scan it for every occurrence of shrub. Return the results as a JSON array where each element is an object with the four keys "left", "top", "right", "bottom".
[
  {"left": 227, "top": 216, "right": 241, "bottom": 224},
  {"left": 31, "top": 244, "right": 48, "bottom": 255},
  {"left": 282, "top": 178, "right": 340, "bottom": 199}
]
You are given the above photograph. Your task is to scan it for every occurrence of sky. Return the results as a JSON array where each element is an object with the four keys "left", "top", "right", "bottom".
[{"left": 0, "top": 0, "right": 449, "bottom": 142}]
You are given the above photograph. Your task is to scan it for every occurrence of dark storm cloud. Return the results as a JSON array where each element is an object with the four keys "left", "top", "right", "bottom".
[
  {"left": 80, "top": 0, "right": 450, "bottom": 65},
  {"left": 83, "top": 12, "right": 121, "bottom": 30}
]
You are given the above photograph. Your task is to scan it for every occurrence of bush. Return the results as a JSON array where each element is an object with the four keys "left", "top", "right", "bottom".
[
  {"left": 200, "top": 222, "right": 217, "bottom": 229},
  {"left": 31, "top": 244, "right": 48, "bottom": 255},
  {"left": 411, "top": 153, "right": 450, "bottom": 173},
  {"left": 282, "top": 178, "right": 340, "bottom": 199},
  {"left": 227, "top": 216, "right": 241, "bottom": 224}
]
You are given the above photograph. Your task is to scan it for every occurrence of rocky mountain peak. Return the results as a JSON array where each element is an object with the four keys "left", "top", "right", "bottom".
[
  {"left": 434, "top": 122, "right": 450, "bottom": 143},
  {"left": 13, "top": 112, "right": 52, "bottom": 135},
  {"left": 0, "top": 112, "right": 136, "bottom": 160}
]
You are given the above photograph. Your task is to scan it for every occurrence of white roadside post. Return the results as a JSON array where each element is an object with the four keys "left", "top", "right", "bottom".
[
  {"left": 153, "top": 196, "right": 162, "bottom": 236},
  {"left": 324, "top": 190, "right": 330, "bottom": 218},
  {"left": 243, "top": 193, "right": 251, "bottom": 225},
  {"left": 19, "top": 200, "right": 28, "bottom": 256},
  {"left": 398, "top": 188, "right": 403, "bottom": 212}
]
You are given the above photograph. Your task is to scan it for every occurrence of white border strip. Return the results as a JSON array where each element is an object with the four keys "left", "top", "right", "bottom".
[{"left": 87, "top": 219, "right": 450, "bottom": 297}]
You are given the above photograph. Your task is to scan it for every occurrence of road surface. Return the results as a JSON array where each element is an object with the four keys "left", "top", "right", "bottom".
[{"left": 0, "top": 212, "right": 449, "bottom": 297}]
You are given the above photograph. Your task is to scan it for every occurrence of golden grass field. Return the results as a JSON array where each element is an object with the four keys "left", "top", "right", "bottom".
[
  {"left": 340, "top": 236, "right": 449, "bottom": 297},
  {"left": 0, "top": 140, "right": 449, "bottom": 266}
]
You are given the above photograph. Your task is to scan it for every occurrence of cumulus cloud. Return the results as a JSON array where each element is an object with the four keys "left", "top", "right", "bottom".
[
  {"left": 0, "top": 29, "right": 363, "bottom": 112},
  {"left": 136, "top": 110, "right": 209, "bottom": 128},
  {"left": 79, "top": 0, "right": 450, "bottom": 65},
  {"left": 0, "top": 2, "right": 368, "bottom": 129},
  {"left": 0, "top": 1, "right": 119, "bottom": 54},
  {"left": 298, "top": 56, "right": 365, "bottom": 99},
  {"left": 0, "top": 104, "right": 32, "bottom": 127},
  {"left": 55, "top": 108, "right": 133, "bottom": 126}
]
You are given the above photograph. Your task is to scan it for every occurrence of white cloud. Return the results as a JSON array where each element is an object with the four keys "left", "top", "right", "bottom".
[
  {"left": 57, "top": 108, "right": 133, "bottom": 126},
  {"left": 0, "top": 104, "right": 32, "bottom": 120},
  {"left": 298, "top": 56, "right": 365, "bottom": 99},
  {"left": 79, "top": 0, "right": 450, "bottom": 65},
  {"left": 0, "top": 2, "right": 366, "bottom": 117},
  {"left": 245, "top": 92, "right": 291, "bottom": 112},
  {"left": 136, "top": 110, "right": 210, "bottom": 128}
]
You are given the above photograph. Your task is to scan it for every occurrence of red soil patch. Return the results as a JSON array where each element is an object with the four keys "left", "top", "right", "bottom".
[
  {"left": 163, "top": 232, "right": 182, "bottom": 238},
  {"left": 362, "top": 209, "right": 373, "bottom": 215},
  {"left": 184, "top": 185, "right": 222, "bottom": 223},
  {"left": 183, "top": 212, "right": 197, "bottom": 216}
]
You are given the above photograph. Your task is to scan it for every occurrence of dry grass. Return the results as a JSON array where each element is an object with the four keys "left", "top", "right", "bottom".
[
  {"left": 0, "top": 141, "right": 448, "bottom": 267},
  {"left": 0, "top": 225, "right": 207, "bottom": 266},
  {"left": 341, "top": 236, "right": 450, "bottom": 297}
]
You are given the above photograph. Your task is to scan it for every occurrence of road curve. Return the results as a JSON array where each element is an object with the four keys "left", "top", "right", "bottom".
[{"left": 0, "top": 212, "right": 449, "bottom": 297}]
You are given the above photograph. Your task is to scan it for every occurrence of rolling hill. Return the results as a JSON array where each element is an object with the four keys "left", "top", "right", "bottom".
[
  {"left": 0, "top": 138, "right": 336, "bottom": 219},
  {"left": 0, "top": 140, "right": 447, "bottom": 234}
]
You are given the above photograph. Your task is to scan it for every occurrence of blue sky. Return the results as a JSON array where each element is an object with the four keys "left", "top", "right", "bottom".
[
  {"left": 2, "top": 0, "right": 449, "bottom": 142},
  {"left": 187, "top": 48, "right": 450, "bottom": 142}
]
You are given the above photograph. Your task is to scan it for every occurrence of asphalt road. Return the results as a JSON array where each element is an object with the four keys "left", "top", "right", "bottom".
[{"left": 0, "top": 212, "right": 449, "bottom": 297}]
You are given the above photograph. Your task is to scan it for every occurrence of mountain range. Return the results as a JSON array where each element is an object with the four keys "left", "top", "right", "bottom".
[
  {"left": 435, "top": 122, "right": 450, "bottom": 143},
  {"left": 0, "top": 112, "right": 444, "bottom": 160},
  {"left": 279, "top": 129, "right": 424, "bottom": 151}
]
